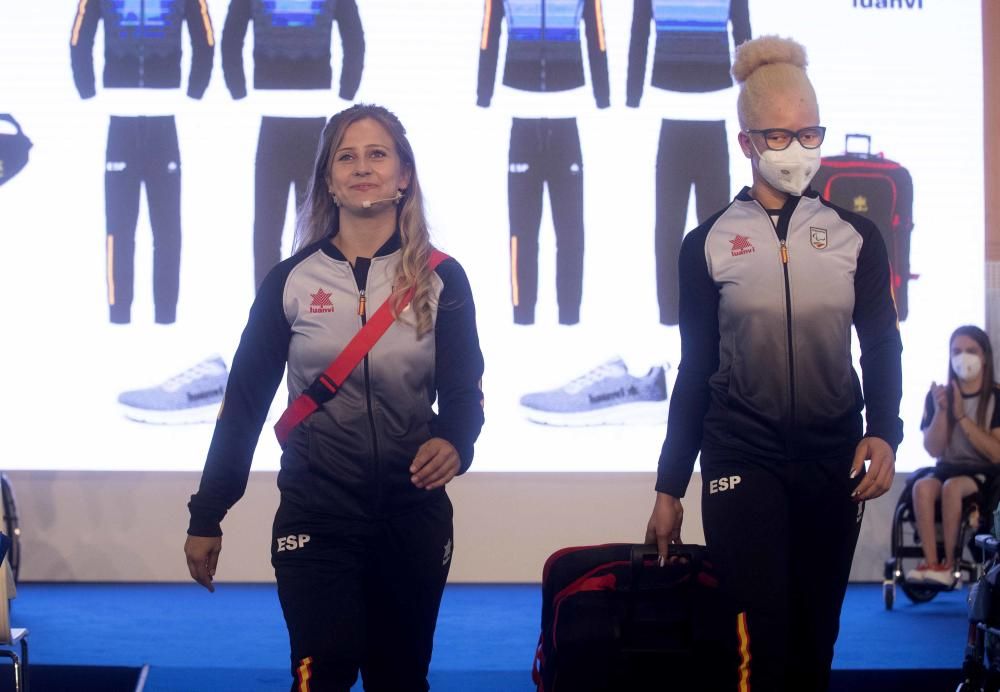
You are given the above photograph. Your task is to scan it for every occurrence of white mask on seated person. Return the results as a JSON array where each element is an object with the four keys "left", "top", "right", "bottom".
[{"left": 952, "top": 352, "right": 983, "bottom": 382}]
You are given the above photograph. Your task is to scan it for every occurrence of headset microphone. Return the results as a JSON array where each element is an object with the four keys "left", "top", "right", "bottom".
[{"left": 362, "top": 190, "right": 404, "bottom": 209}]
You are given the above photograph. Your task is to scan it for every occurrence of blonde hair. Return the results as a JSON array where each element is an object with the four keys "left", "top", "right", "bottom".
[
  {"left": 732, "top": 36, "right": 818, "bottom": 130},
  {"left": 294, "top": 104, "right": 436, "bottom": 337}
]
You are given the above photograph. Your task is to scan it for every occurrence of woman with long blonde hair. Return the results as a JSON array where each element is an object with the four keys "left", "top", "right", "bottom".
[{"left": 184, "top": 104, "right": 485, "bottom": 691}]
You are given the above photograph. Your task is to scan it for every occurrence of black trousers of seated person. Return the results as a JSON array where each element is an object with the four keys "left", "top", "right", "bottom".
[{"left": 272, "top": 494, "right": 453, "bottom": 692}]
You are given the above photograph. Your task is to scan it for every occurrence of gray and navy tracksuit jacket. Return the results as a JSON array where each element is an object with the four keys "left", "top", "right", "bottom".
[
  {"left": 188, "top": 234, "right": 485, "bottom": 536},
  {"left": 478, "top": 0, "right": 610, "bottom": 107},
  {"left": 656, "top": 188, "right": 903, "bottom": 497},
  {"left": 221, "top": 0, "right": 364, "bottom": 99},
  {"left": 70, "top": 0, "right": 215, "bottom": 99},
  {"left": 627, "top": 0, "right": 751, "bottom": 102}
]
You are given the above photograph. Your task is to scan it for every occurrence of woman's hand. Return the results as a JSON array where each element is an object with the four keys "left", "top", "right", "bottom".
[
  {"left": 930, "top": 381, "right": 948, "bottom": 413},
  {"left": 950, "top": 381, "right": 965, "bottom": 418},
  {"left": 850, "top": 436, "right": 895, "bottom": 502},
  {"left": 184, "top": 535, "right": 221, "bottom": 592},
  {"left": 645, "top": 492, "right": 684, "bottom": 565},
  {"left": 410, "top": 438, "right": 461, "bottom": 490}
]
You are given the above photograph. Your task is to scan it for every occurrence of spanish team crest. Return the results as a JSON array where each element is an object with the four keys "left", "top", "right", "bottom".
[{"left": 810, "top": 227, "right": 828, "bottom": 250}]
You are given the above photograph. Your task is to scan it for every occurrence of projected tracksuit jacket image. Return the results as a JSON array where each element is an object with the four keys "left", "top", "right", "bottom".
[
  {"left": 221, "top": 0, "right": 365, "bottom": 289},
  {"left": 478, "top": 0, "right": 609, "bottom": 325},
  {"left": 627, "top": 0, "right": 750, "bottom": 326},
  {"left": 70, "top": 0, "right": 215, "bottom": 324},
  {"left": 187, "top": 234, "right": 485, "bottom": 690},
  {"left": 657, "top": 189, "right": 903, "bottom": 691}
]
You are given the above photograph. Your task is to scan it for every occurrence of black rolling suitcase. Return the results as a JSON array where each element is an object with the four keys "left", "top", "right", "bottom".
[
  {"left": 532, "top": 543, "right": 739, "bottom": 692},
  {"left": 810, "top": 134, "right": 916, "bottom": 320}
]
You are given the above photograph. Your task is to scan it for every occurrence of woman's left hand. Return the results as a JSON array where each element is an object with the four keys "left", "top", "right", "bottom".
[
  {"left": 849, "top": 436, "right": 895, "bottom": 502},
  {"left": 410, "top": 438, "right": 461, "bottom": 490},
  {"left": 951, "top": 380, "right": 965, "bottom": 416}
]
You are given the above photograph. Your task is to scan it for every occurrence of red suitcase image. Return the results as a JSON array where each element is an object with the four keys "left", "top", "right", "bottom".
[{"left": 811, "top": 134, "right": 917, "bottom": 320}]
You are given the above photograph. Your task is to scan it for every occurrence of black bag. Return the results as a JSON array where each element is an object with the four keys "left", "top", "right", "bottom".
[
  {"left": 0, "top": 115, "right": 32, "bottom": 186},
  {"left": 811, "top": 134, "right": 916, "bottom": 320},
  {"left": 532, "top": 543, "right": 739, "bottom": 692}
]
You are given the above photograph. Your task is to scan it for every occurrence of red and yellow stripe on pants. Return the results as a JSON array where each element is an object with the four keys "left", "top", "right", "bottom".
[
  {"left": 737, "top": 611, "right": 752, "bottom": 691},
  {"left": 295, "top": 656, "right": 313, "bottom": 691}
]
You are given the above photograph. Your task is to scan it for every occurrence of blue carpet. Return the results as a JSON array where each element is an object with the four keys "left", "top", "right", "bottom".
[{"left": 4, "top": 582, "right": 969, "bottom": 691}]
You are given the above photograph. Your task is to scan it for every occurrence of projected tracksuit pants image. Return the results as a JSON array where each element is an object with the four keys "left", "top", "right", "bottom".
[
  {"left": 254, "top": 116, "right": 327, "bottom": 289},
  {"left": 508, "top": 117, "right": 584, "bottom": 326},
  {"left": 656, "top": 119, "right": 729, "bottom": 326},
  {"left": 105, "top": 115, "right": 182, "bottom": 325}
]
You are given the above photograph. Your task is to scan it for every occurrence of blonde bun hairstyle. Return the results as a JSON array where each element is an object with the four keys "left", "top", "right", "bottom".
[{"left": 733, "top": 36, "right": 818, "bottom": 130}]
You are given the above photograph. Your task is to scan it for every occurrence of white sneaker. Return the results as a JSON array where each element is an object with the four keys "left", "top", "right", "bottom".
[
  {"left": 905, "top": 563, "right": 930, "bottom": 582},
  {"left": 117, "top": 355, "right": 228, "bottom": 424},
  {"left": 923, "top": 564, "right": 957, "bottom": 587}
]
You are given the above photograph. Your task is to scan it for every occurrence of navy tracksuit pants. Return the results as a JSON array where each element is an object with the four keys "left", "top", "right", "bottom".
[
  {"left": 655, "top": 118, "right": 730, "bottom": 326},
  {"left": 508, "top": 117, "right": 585, "bottom": 326},
  {"left": 272, "top": 493, "right": 454, "bottom": 692},
  {"left": 105, "top": 115, "right": 181, "bottom": 325},
  {"left": 700, "top": 451, "right": 865, "bottom": 692}
]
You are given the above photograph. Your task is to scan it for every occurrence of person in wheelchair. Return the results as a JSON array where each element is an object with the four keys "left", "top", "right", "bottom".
[{"left": 909, "top": 325, "right": 1000, "bottom": 587}]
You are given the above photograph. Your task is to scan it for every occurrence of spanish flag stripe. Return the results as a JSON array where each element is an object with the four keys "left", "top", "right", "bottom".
[
  {"left": 198, "top": 0, "right": 215, "bottom": 47},
  {"left": 737, "top": 611, "right": 752, "bottom": 691},
  {"left": 511, "top": 236, "right": 519, "bottom": 306},
  {"left": 296, "top": 656, "right": 313, "bottom": 692},
  {"left": 107, "top": 235, "right": 116, "bottom": 306},
  {"left": 594, "top": 0, "right": 606, "bottom": 52},
  {"left": 480, "top": 0, "right": 492, "bottom": 50},
  {"left": 71, "top": 0, "right": 89, "bottom": 46}
]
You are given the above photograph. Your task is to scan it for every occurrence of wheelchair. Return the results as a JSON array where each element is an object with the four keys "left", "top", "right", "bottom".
[{"left": 883, "top": 465, "right": 1000, "bottom": 610}]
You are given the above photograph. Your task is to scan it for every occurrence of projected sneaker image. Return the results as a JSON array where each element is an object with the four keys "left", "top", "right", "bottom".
[
  {"left": 519, "top": 358, "right": 669, "bottom": 426},
  {"left": 117, "top": 355, "right": 227, "bottom": 424}
]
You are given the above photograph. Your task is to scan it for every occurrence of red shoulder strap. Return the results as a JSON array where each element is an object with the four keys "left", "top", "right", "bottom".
[{"left": 273, "top": 250, "right": 449, "bottom": 447}]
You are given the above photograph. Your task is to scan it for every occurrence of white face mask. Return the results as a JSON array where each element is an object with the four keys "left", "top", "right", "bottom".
[
  {"left": 751, "top": 139, "right": 821, "bottom": 196},
  {"left": 952, "top": 352, "right": 983, "bottom": 381}
]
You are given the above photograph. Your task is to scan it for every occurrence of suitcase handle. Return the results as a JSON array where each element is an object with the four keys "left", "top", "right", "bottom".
[
  {"left": 630, "top": 544, "right": 707, "bottom": 588},
  {"left": 845, "top": 133, "right": 872, "bottom": 157}
]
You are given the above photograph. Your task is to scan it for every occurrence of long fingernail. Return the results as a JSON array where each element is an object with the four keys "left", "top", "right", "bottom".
[
  {"left": 849, "top": 468, "right": 858, "bottom": 479},
  {"left": 658, "top": 556, "right": 665, "bottom": 568}
]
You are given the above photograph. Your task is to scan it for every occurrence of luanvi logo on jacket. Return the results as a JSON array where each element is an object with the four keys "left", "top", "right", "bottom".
[
  {"left": 853, "top": 0, "right": 923, "bottom": 8},
  {"left": 729, "top": 234, "right": 755, "bottom": 256},
  {"left": 309, "top": 288, "right": 335, "bottom": 313}
]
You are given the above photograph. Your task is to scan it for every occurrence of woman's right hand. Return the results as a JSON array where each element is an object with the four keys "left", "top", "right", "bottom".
[
  {"left": 645, "top": 492, "right": 684, "bottom": 565},
  {"left": 930, "top": 381, "right": 948, "bottom": 413},
  {"left": 184, "top": 535, "right": 222, "bottom": 592}
]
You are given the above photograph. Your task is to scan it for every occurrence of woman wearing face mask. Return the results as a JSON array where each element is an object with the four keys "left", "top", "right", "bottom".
[
  {"left": 644, "top": 36, "right": 902, "bottom": 691},
  {"left": 908, "top": 326, "right": 1000, "bottom": 587}
]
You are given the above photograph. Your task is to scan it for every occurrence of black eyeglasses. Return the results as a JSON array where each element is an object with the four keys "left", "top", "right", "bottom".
[{"left": 745, "top": 126, "right": 826, "bottom": 151}]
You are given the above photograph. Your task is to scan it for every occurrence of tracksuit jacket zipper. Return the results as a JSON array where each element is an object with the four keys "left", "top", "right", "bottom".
[
  {"left": 139, "top": 1, "right": 146, "bottom": 87},
  {"left": 540, "top": 1, "right": 547, "bottom": 89},
  {"left": 352, "top": 258, "right": 383, "bottom": 513},
  {"left": 764, "top": 201, "right": 797, "bottom": 456}
]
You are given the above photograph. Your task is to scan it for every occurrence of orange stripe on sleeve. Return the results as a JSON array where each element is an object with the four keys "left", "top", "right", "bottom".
[
  {"left": 594, "top": 0, "right": 606, "bottom": 52},
  {"left": 511, "top": 236, "right": 519, "bottom": 306},
  {"left": 71, "top": 0, "right": 89, "bottom": 46},
  {"left": 737, "top": 611, "right": 752, "bottom": 692},
  {"left": 296, "top": 656, "right": 313, "bottom": 692},
  {"left": 198, "top": 0, "right": 215, "bottom": 47},
  {"left": 480, "top": 0, "right": 492, "bottom": 50},
  {"left": 107, "top": 235, "right": 116, "bottom": 306}
]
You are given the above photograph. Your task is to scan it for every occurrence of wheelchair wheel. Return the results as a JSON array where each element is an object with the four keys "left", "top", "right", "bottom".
[
  {"left": 883, "top": 581, "right": 895, "bottom": 610},
  {"left": 900, "top": 579, "right": 938, "bottom": 604},
  {"left": 1, "top": 474, "right": 20, "bottom": 583}
]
